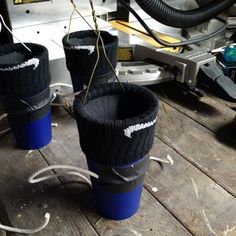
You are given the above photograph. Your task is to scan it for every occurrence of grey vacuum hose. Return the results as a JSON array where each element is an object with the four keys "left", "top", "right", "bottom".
[{"left": 134, "top": 0, "right": 236, "bottom": 28}]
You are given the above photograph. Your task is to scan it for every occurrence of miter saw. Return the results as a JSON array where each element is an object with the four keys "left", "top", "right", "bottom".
[{"left": 114, "top": 0, "right": 236, "bottom": 100}]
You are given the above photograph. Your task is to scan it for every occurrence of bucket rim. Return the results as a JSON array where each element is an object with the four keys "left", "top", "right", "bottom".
[
  {"left": 0, "top": 43, "right": 48, "bottom": 67},
  {"left": 73, "top": 83, "right": 158, "bottom": 129},
  {"left": 62, "top": 30, "right": 118, "bottom": 49}
]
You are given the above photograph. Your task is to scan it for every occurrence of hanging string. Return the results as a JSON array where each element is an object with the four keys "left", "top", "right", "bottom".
[
  {"left": 0, "top": 14, "right": 31, "bottom": 52},
  {"left": 87, "top": 0, "right": 124, "bottom": 93},
  {"left": 69, "top": 1, "right": 95, "bottom": 32},
  {"left": 82, "top": 0, "right": 101, "bottom": 103},
  {"left": 50, "top": 0, "right": 125, "bottom": 117},
  {"left": 67, "top": 7, "right": 76, "bottom": 41},
  {"left": 100, "top": 37, "right": 124, "bottom": 91},
  {"left": 67, "top": 0, "right": 124, "bottom": 98}
]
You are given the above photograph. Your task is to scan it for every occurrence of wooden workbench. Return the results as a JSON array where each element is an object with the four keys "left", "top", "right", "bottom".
[{"left": 0, "top": 82, "right": 236, "bottom": 236}]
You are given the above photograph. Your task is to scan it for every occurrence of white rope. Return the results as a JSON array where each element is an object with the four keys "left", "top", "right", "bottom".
[
  {"left": 0, "top": 213, "right": 50, "bottom": 234},
  {"left": 30, "top": 171, "right": 92, "bottom": 185},
  {"left": 150, "top": 154, "right": 174, "bottom": 165},
  {"left": 0, "top": 14, "right": 31, "bottom": 52},
  {"left": 28, "top": 165, "right": 99, "bottom": 185},
  {"left": 0, "top": 163, "right": 97, "bottom": 234},
  {"left": 0, "top": 113, "right": 11, "bottom": 135}
]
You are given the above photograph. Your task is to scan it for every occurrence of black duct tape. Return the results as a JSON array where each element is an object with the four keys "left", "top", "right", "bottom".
[
  {"left": 93, "top": 154, "right": 150, "bottom": 193},
  {"left": 5, "top": 88, "right": 52, "bottom": 124},
  {"left": 7, "top": 99, "right": 51, "bottom": 124},
  {"left": 2, "top": 88, "right": 50, "bottom": 114}
]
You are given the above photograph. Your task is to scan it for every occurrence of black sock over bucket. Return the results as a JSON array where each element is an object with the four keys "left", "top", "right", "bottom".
[
  {"left": 73, "top": 83, "right": 158, "bottom": 166},
  {"left": 0, "top": 43, "right": 52, "bottom": 149},
  {"left": 73, "top": 82, "right": 158, "bottom": 220},
  {"left": 62, "top": 30, "right": 118, "bottom": 91}
]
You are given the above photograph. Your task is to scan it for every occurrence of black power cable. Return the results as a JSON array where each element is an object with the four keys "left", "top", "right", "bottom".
[
  {"left": 134, "top": 0, "right": 235, "bottom": 28},
  {"left": 119, "top": 0, "right": 227, "bottom": 47}
]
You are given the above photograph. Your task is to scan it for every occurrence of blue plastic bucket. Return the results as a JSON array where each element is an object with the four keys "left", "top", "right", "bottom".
[
  {"left": 92, "top": 179, "right": 143, "bottom": 220},
  {"left": 87, "top": 156, "right": 149, "bottom": 220},
  {"left": 8, "top": 102, "right": 52, "bottom": 150}
]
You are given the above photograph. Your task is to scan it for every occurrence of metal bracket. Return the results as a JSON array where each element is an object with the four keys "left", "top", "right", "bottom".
[{"left": 133, "top": 45, "right": 216, "bottom": 87}]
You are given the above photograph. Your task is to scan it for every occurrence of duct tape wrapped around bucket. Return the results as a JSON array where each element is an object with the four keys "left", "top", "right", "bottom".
[
  {"left": 62, "top": 30, "right": 118, "bottom": 92},
  {"left": 87, "top": 155, "right": 150, "bottom": 220},
  {"left": 0, "top": 43, "right": 52, "bottom": 149},
  {"left": 73, "top": 83, "right": 158, "bottom": 219},
  {"left": 2, "top": 88, "right": 52, "bottom": 149}
]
